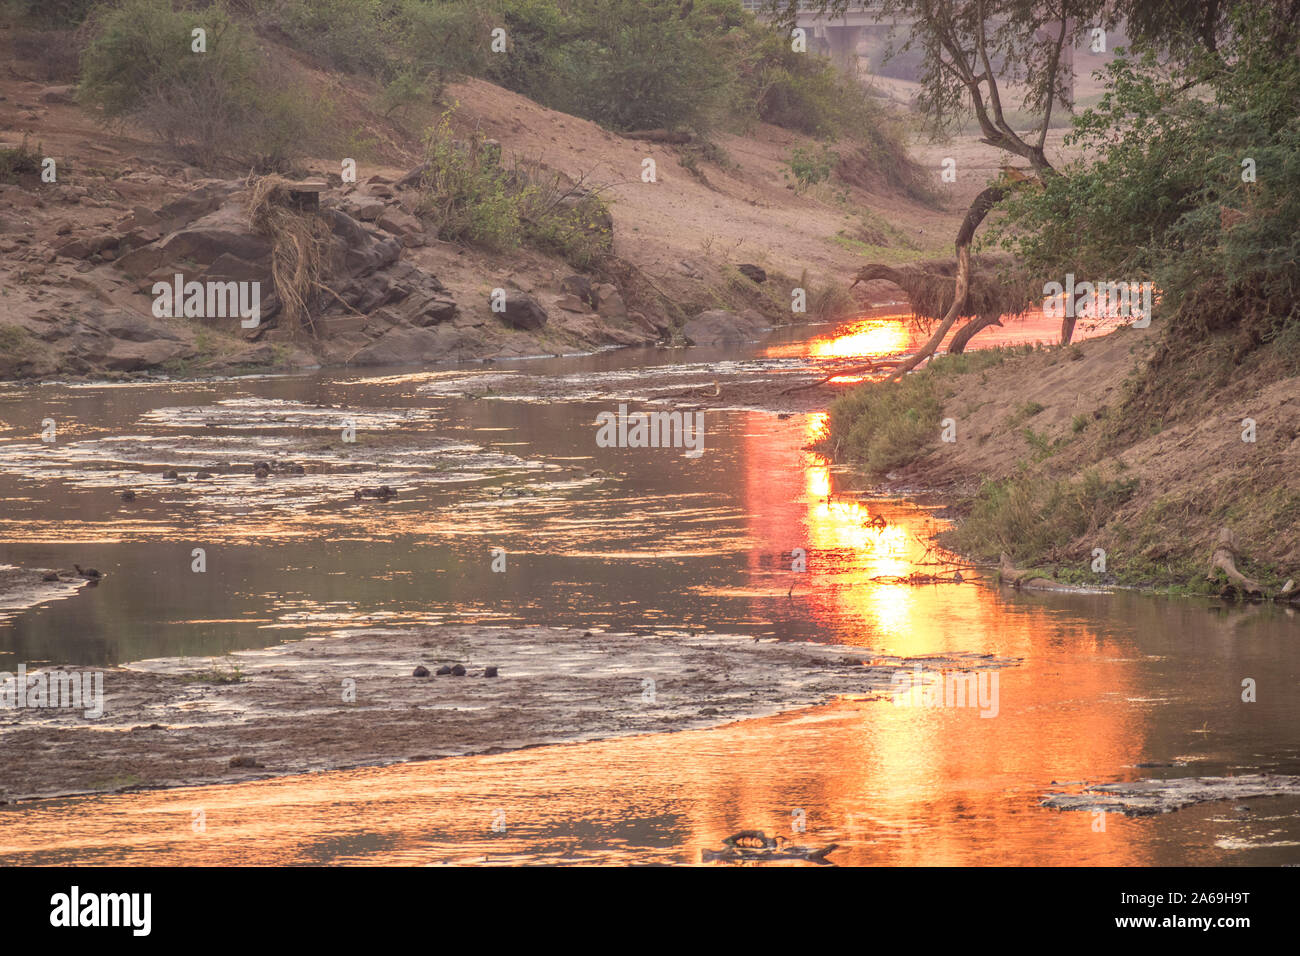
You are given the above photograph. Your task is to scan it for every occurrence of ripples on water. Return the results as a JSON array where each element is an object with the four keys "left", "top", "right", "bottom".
[{"left": 0, "top": 313, "right": 1296, "bottom": 865}]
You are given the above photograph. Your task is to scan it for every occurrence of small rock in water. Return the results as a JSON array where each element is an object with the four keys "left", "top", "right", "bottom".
[
  {"left": 450, "top": 664, "right": 466, "bottom": 677},
  {"left": 195, "top": 471, "right": 213, "bottom": 479},
  {"left": 163, "top": 469, "right": 180, "bottom": 480},
  {"left": 41, "top": 571, "right": 59, "bottom": 582},
  {"left": 120, "top": 490, "right": 136, "bottom": 502},
  {"left": 254, "top": 465, "right": 270, "bottom": 480},
  {"left": 412, "top": 665, "right": 430, "bottom": 677},
  {"left": 229, "top": 756, "right": 263, "bottom": 769},
  {"left": 435, "top": 665, "right": 453, "bottom": 676},
  {"left": 483, "top": 666, "right": 499, "bottom": 678}
]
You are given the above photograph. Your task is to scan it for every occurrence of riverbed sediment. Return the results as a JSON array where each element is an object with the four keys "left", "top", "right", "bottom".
[{"left": 0, "top": 624, "right": 1016, "bottom": 802}]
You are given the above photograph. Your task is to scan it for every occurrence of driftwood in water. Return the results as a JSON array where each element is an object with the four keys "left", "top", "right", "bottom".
[
  {"left": 998, "top": 553, "right": 1076, "bottom": 591},
  {"left": 780, "top": 358, "right": 906, "bottom": 393},
  {"left": 702, "top": 831, "right": 838, "bottom": 865},
  {"left": 1207, "top": 527, "right": 1264, "bottom": 598}
]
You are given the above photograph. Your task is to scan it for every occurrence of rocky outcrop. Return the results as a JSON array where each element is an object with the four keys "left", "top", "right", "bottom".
[
  {"left": 347, "top": 325, "right": 484, "bottom": 366},
  {"left": 496, "top": 290, "right": 548, "bottom": 331},
  {"left": 682, "top": 309, "right": 768, "bottom": 346},
  {"left": 0, "top": 169, "right": 665, "bottom": 380}
]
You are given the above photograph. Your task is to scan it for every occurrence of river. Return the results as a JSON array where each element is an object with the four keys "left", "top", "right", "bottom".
[{"left": 1, "top": 311, "right": 1297, "bottom": 865}]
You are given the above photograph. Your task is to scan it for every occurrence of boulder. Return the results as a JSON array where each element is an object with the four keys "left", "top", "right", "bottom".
[
  {"left": 203, "top": 252, "right": 271, "bottom": 285},
  {"left": 56, "top": 234, "right": 118, "bottom": 260},
  {"left": 629, "top": 310, "right": 671, "bottom": 337},
  {"left": 737, "top": 263, "right": 767, "bottom": 283},
  {"left": 347, "top": 325, "right": 482, "bottom": 366},
  {"left": 120, "top": 226, "right": 162, "bottom": 250},
  {"left": 103, "top": 339, "right": 193, "bottom": 372},
  {"left": 593, "top": 283, "right": 627, "bottom": 320},
  {"left": 154, "top": 184, "right": 234, "bottom": 232},
  {"left": 129, "top": 206, "right": 161, "bottom": 228},
  {"left": 156, "top": 223, "right": 272, "bottom": 270},
  {"left": 322, "top": 208, "right": 402, "bottom": 277},
  {"left": 95, "top": 309, "right": 184, "bottom": 343},
  {"left": 39, "top": 86, "right": 76, "bottom": 105},
  {"left": 376, "top": 208, "right": 423, "bottom": 241},
  {"left": 116, "top": 245, "right": 168, "bottom": 280},
  {"left": 682, "top": 309, "right": 767, "bottom": 347},
  {"left": 555, "top": 293, "right": 591, "bottom": 313},
  {"left": 221, "top": 344, "right": 279, "bottom": 366},
  {"left": 496, "top": 290, "right": 548, "bottom": 331},
  {"left": 559, "top": 274, "right": 595, "bottom": 308},
  {"left": 400, "top": 291, "right": 458, "bottom": 326}
]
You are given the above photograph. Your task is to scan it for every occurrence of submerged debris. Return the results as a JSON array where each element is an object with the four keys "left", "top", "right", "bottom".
[
  {"left": 1042, "top": 774, "right": 1300, "bottom": 816},
  {"left": 702, "top": 831, "right": 838, "bottom": 865}
]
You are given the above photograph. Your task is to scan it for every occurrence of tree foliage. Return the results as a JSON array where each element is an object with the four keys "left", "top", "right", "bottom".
[{"left": 992, "top": 1, "right": 1300, "bottom": 348}]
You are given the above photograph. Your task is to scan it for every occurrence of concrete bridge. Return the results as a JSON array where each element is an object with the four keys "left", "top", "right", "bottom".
[
  {"left": 740, "top": 1, "right": 1074, "bottom": 104},
  {"left": 739, "top": 1, "right": 903, "bottom": 73}
]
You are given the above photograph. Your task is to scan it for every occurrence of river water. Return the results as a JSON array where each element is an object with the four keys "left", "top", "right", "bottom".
[{"left": 1, "top": 312, "right": 1297, "bottom": 865}]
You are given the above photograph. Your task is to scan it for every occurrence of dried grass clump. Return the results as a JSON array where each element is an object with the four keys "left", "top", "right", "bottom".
[
  {"left": 244, "top": 174, "right": 333, "bottom": 336},
  {"left": 852, "top": 254, "right": 1038, "bottom": 330}
]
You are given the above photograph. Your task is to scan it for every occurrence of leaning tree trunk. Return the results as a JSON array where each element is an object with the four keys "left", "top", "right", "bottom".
[
  {"left": 887, "top": 184, "right": 1008, "bottom": 381},
  {"left": 1060, "top": 313, "right": 1077, "bottom": 345},
  {"left": 948, "top": 313, "right": 1003, "bottom": 354}
]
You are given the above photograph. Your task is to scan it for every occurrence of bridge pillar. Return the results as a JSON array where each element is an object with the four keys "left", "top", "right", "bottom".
[{"left": 824, "top": 25, "right": 864, "bottom": 75}]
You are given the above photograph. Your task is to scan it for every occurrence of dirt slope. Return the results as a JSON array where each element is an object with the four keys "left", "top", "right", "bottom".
[
  {"left": 883, "top": 326, "right": 1300, "bottom": 583},
  {"left": 0, "top": 25, "right": 964, "bottom": 382}
]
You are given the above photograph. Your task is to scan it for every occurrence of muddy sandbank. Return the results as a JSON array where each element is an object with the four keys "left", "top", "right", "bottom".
[{"left": 0, "top": 624, "right": 1016, "bottom": 802}]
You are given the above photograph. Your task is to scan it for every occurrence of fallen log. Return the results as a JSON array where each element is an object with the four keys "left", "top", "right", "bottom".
[
  {"left": 1207, "top": 527, "right": 1264, "bottom": 598},
  {"left": 779, "top": 359, "right": 906, "bottom": 394},
  {"left": 998, "top": 553, "right": 1076, "bottom": 591}
]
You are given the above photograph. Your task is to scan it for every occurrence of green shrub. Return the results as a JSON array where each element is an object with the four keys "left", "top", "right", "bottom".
[
  {"left": 267, "top": 0, "right": 396, "bottom": 76},
  {"left": 416, "top": 114, "right": 522, "bottom": 250},
  {"left": 480, "top": 0, "right": 566, "bottom": 102},
  {"left": 518, "top": 178, "right": 613, "bottom": 270},
  {"left": 992, "top": 2, "right": 1300, "bottom": 354},
  {"left": 379, "top": 69, "right": 434, "bottom": 120},
  {"left": 549, "top": 0, "right": 732, "bottom": 133},
  {"left": 951, "top": 471, "right": 1139, "bottom": 565},
  {"left": 784, "top": 143, "right": 837, "bottom": 189},
  {"left": 826, "top": 373, "right": 941, "bottom": 474},
  {"left": 78, "top": 0, "right": 319, "bottom": 168},
  {"left": 2, "top": 0, "right": 97, "bottom": 27},
  {"left": 399, "top": 0, "right": 491, "bottom": 84},
  {"left": 0, "top": 137, "right": 42, "bottom": 184},
  {"left": 415, "top": 111, "right": 613, "bottom": 266}
]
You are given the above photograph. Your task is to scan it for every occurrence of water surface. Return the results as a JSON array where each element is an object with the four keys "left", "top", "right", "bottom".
[{"left": 1, "top": 311, "right": 1295, "bottom": 865}]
